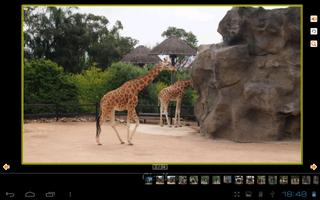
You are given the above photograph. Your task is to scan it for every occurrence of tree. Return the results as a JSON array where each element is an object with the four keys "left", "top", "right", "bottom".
[
  {"left": 24, "top": 7, "right": 138, "bottom": 73},
  {"left": 161, "top": 26, "right": 198, "bottom": 49}
]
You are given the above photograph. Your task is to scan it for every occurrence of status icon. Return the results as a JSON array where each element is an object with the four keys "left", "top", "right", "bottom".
[
  {"left": 310, "top": 15, "right": 318, "bottom": 22},
  {"left": 310, "top": 40, "right": 318, "bottom": 48},
  {"left": 312, "top": 191, "right": 317, "bottom": 198}
]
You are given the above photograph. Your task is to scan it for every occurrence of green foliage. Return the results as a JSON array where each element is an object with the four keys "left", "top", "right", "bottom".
[
  {"left": 24, "top": 59, "right": 78, "bottom": 113},
  {"left": 104, "top": 62, "right": 147, "bottom": 92},
  {"left": 24, "top": 7, "right": 138, "bottom": 73},
  {"left": 155, "top": 82, "right": 169, "bottom": 95},
  {"left": 67, "top": 62, "right": 147, "bottom": 112},
  {"left": 67, "top": 64, "right": 108, "bottom": 106},
  {"left": 24, "top": 59, "right": 198, "bottom": 115},
  {"left": 177, "top": 69, "right": 192, "bottom": 80},
  {"left": 161, "top": 26, "right": 198, "bottom": 49}
]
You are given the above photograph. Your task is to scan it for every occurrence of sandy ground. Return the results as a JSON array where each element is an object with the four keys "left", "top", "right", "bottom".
[{"left": 23, "top": 122, "right": 301, "bottom": 164}]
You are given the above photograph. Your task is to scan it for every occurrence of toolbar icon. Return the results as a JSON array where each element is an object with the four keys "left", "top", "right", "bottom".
[
  {"left": 270, "top": 191, "right": 276, "bottom": 198},
  {"left": 258, "top": 191, "right": 264, "bottom": 198},
  {"left": 310, "top": 15, "right": 318, "bottom": 22},
  {"left": 3, "top": 163, "right": 10, "bottom": 171},
  {"left": 311, "top": 28, "right": 318, "bottom": 35},
  {"left": 245, "top": 191, "right": 253, "bottom": 198},
  {"left": 310, "top": 163, "right": 317, "bottom": 170},
  {"left": 233, "top": 191, "right": 241, "bottom": 198},
  {"left": 25, "top": 191, "right": 35, "bottom": 198},
  {"left": 5, "top": 192, "right": 15, "bottom": 198},
  {"left": 45, "top": 192, "right": 55, "bottom": 198},
  {"left": 310, "top": 40, "right": 318, "bottom": 48}
]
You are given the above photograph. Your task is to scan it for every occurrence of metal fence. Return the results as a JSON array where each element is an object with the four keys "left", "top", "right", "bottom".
[{"left": 24, "top": 103, "right": 196, "bottom": 123}]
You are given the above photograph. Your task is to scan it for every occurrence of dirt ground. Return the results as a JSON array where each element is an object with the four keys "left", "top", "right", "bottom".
[{"left": 23, "top": 122, "right": 301, "bottom": 164}]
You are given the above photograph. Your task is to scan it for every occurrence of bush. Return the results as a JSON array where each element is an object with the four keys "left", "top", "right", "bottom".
[
  {"left": 24, "top": 59, "right": 78, "bottom": 114},
  {"left": 68, "top": 65, "right": 108, "bottom": 108},
  {"left": 104, "top": 62, "right": 147, "bottom": 92}
]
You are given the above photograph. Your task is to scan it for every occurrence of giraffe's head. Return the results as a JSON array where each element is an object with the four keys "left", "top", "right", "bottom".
[{"left": 158, "top": 59, "right": 176, "bottom": 72}]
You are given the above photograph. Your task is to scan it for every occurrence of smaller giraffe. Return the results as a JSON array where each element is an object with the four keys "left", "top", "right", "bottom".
[{"left": 158, "top": 80, "right": 193, "bottom": 127}]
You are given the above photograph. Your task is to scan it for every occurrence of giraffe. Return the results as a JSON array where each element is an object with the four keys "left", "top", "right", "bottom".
[
  {"left": 96, "top": 60, "right": 176, "bottom": 145},
  {"left": 158, "top": 80, "right": 193, "bottom": 127}
]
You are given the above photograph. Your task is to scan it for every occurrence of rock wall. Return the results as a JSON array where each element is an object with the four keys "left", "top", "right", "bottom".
[{"left": 191, "top": 7, "right": 301, "bottom": 142}]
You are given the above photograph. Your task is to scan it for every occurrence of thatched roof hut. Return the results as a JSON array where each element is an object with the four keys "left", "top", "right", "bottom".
[
  {"left": 149, "top": 36, "right": 197, "bottom": 57},
  {"left": 150, "top": 36, "right": 197, "bottom": 83},
  {"left": 122, "top": 45, "right": 161, "bottom": 66}
]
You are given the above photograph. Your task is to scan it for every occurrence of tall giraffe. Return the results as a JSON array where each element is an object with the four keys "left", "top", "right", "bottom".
[
  {"left": 96, "top": 60, "right": 176, "bottom": 145},
  {"left": 158, "top": 80, "right": 192, "bottom": 127}
]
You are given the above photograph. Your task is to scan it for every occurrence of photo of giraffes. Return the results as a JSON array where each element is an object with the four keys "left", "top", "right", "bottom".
[{"left": 23, "top": 5, "right": 301, "bottom": 163}]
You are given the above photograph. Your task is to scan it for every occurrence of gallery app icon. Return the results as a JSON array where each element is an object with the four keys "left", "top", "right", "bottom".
[
  {"left": 311, "top": 28, "right": 318, "bottom": 35},
  {"left": 257, "top": 176, "right": 266, "bottom": 185},
  {"left": 201, "top": 176, "right": 210, "bottom": 185},
  {"left": 144, "top": 176, "right": 153, "bottom": 185},
  {"left": 167, "top": 175, "right": 176, "bottom": 185},
  {"left": 310, "top": 15, "right": 318, "bottom": 22},
  {"left": 190, "top": 176, "right": 199, "bottom": 185},
  {"left": 178, "top": 176, "right": 187, "bottom": 185}
]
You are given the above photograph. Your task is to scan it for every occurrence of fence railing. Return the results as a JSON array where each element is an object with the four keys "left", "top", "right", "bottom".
[{"left": 24, "top": 103, "right": 196, "bottom": 123}]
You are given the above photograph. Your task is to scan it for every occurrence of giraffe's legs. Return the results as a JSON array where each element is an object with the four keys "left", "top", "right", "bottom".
[
  {"left": 159, "top": 102, "right": 164, "bottom": 127},
  {"left": 96, "top": 108, "right": 111, "bottom": 145},
  {"left": 176, "top": 99, "right": 182, "bottom": 127},
  {"left": 126, "top": 117, "right": 130, "bottom": 144},
  {"left": 96, "top": 112, "right": 105, "bottom": 145},
  {"left": 110, "top": 109, "right": 125, "bottom": 144},
  {"left": 164, "top": 103, "right": 171, "bottom": 127},
  {"left": 174, "top": 101, "right": 179, "bottom": 128},
  {"left": 127, "top": 108, "right": 139, "bottom": 145}
]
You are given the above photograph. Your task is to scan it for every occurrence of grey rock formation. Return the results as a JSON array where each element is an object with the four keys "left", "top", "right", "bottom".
[{"left": 191, "top": 7, "right": 301, "bottom": 142}]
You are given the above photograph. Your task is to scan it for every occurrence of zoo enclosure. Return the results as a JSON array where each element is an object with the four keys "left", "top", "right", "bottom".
[{"left": 24, "top": 103, "right": 197, "bottom": 124}]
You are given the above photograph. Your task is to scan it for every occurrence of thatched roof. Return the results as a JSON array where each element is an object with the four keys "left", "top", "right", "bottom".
[
  {"left": 149, "top": 36, "right": 197, "bottom": 56},
  {"left": 122, "top": 45, "right": 161, "bottom": 65}
]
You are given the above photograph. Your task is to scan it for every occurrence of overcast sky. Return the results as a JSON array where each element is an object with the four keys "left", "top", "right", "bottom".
[{"left": 76, "top": 6, "right": 287, "bottom": 48}]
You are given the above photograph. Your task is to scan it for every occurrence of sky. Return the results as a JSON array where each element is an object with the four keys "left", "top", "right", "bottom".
[{"left": 75, "top": 6, "right": 287, "bottom": 48}]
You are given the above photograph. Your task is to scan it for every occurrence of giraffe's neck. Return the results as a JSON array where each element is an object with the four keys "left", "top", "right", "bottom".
[{"left": 134, "top": 65, "right": 162, "bottom": 92}]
